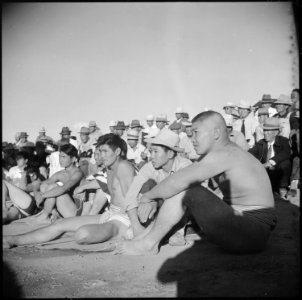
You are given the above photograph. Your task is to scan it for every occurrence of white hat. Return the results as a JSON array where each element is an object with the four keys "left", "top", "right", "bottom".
[
  {"left": 175, "top": 107, "right": 184, "bottom": 113},
  {"left": 146, "top": 128, "right": 184, "bottom": 152},
  {"left": 155, "top": 114, "right": 169, "bottom": 123},
  {"left": 236, "top": 100, "right": 251, "bottom": 110},
  {"left": 144, "top": 127, "right": 160, "bottom": 139},
  {"left": 109, "top": 120, "right": 116, "bottom": 127},
  {"left": 223, "top": 102, "right": 235, "bottom": 109},
  {"left": 146, "top": 114, "right": 154, "bottom": 121}
]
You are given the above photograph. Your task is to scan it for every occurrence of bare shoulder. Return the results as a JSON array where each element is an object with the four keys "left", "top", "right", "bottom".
[{"left": 117, "top": 160, "right": 136, "bottom": 174}]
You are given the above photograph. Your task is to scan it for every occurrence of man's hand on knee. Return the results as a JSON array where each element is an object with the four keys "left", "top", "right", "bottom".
[{"left": 138, "top": 201, "right": 157, "bottom": 223}]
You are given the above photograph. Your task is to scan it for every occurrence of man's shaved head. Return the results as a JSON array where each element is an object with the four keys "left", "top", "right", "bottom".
[{"left": 192, "top": 111, "right": 228, "bottom": 138}]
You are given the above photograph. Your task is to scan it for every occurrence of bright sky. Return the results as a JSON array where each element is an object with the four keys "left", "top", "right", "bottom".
[{"left": 2, "top": 2, "right": 298, "bottom": 143}]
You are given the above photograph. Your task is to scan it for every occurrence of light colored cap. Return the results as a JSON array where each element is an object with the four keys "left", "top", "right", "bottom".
[
  {"left": 155, "top": 114, "right": 169, "bottom": 123},
  {"left": 109, "top": 120, "right": 116, "bottom": 127},
  {"left": 263, "top": 117, "right": 280, "bottom": 130},
  {"left": 127, "top": 129, "right": 139, "bottom": 140},
  {"left": 236, "top": 100, "right": 251, "bottom": 110},
  {"left": 175, "top": 107, "right": 184, "bottom": 113},
  {"left": 89, "top": 120, "right": 97, "bottom": 127},
  {"left": 146, "top": 128, "right": 184, "bottom": 152},
  {"left": 146, "top": 114, "right": 154, "bottom": 121},
  {"left": 39, "top": 127, "right": 46, "bottom": 133},
  {"left": 223, "top": 102, "right": 235, "bottom": 109}
]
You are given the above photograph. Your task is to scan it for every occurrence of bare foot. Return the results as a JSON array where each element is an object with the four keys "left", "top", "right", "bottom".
[{"left": 114, "top": 238, "right": 159, "bottom": 256}]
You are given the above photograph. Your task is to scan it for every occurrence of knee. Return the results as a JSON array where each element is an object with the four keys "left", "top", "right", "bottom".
[{"left": 74, "top": 227, "right": 92, "bottom": 244}]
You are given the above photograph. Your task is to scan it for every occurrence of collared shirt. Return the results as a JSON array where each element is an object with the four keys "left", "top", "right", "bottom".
[
  {"left": 127, "top": 143, "right": 148, "bottom": 165},
  {"left": 124, "top": 155, "right": 192, "bottom": 211},
  {"left": 233, "top": 113, "right": 258, "bottom": 148}
]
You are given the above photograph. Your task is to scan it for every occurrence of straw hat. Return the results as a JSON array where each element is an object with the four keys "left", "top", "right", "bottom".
[
  {"left": 263, "top": 118, "right": 280, "bottom": 130},
  {"left": 127, "top": 129, "right": 139, "bottom": 140},
  {"left": 155, "top": 114, "right": 169, "bottom": 123},
  {"left": 109, "top": 120, "right": 116, "bottom": 127},
  {"left": 144, "top": 127, "right": 160, "bottom": 139},
  {"left": 175, "top": 107, "right": 184, "bottom": 114},
  {"left": 146, "top": 114, "right": 154, "bottom": 121},
  {"left": 146, "top": 128, "right": 184, "bottom": 152},
  {"left": 236, "top": 100, "right": 251, "bottom": 110},
  {"left": 273, "top": 94, "right": 292, "bottom": 106}
]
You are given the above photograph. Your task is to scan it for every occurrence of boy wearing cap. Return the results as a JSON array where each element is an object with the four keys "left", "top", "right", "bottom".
[
  {"left": 249, "top": 117, "right": 291, "bottom": 198},
  {"left": 4, "top": 134, "right": 137, "bottom": 249},
  {"left": 124, "top": 128, "right": 192, "bottom": 242},
  {"left": 117, "top": 111, "right": 277, "bottom": 256},
  {"left": 126, "top": 129, "right": 149, "bottom": 170},
  {"left": 88, "top": 120, "right": 102, "bottom": 144}
]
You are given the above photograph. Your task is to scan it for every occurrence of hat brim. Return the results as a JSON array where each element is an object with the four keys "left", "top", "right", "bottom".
[
  {"left": 272, "top": 102, "right": 292, "bottom": 107},
  {"left": 145, "top": 137, "right": 184, "bottom": 153}
]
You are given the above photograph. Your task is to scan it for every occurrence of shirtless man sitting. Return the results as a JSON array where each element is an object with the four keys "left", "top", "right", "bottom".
[
  {"left": 3, "top": 133, "right": 136, "bottom": 248},
  {"left": 117, "top": 110, "right": 277, "bottom": 255},
  {"left": 32, "top": 144, "right": 84, "bottom": 223}
]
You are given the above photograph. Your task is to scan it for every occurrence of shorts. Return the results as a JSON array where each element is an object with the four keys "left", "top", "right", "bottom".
[
  {"left": 232, "top": 205, "right": 278, "bottom": 231},
  {"left": 6, "top": 198, "right": 39, "bottom": 218}
]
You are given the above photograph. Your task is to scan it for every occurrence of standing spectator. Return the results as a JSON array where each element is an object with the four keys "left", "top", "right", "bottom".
[
  {"left": 88, "top": 120, "right": 102, "bottom": 144},
  {"left": 108, "top": 120, "right": 116, "bottom": 134},
  {"left": 255, "top": 107, "right": 269, "bottom": 142},
  {"left": 155, "top": 114, "right": 169, "bottom": 131},
  {"left": 57, "top": 126, "right": 78, "bottom": 148},
  {"left": 129, "top": 119, "right": 144, "bottom": 143},
  {"left": 254, "top": 94, "right": 277, "bottom": 118},
  {"left": 169, "top": 107, "right": 186, "bottom": 132},
  {"left": 143, "top": 114, "right": 157, "bottom": 134},
  {"left": 16, "top": 132, "right": 33, "bottom": 149},
  {"left": 233, "top": 100, "right": 258, "bottom": 148},
  {"left": 272, "top": 94, "right": 292, "bottom": 139},
  {"left": 115, "top": 121, "right": 127, "bottom": 141},
  {"left": 224, "top": 115, "right": 249, "bottom": 151},
  {"left": 35, "top": 127, "right": 54, "bottom": 144},
  {"left": 249, "top": 118, "right": 291, "bottom": 198}
]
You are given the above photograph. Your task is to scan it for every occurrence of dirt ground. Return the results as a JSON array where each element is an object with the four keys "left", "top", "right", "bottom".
[{"left": 2, "top": 195, "right": 300, "bottom": 298}]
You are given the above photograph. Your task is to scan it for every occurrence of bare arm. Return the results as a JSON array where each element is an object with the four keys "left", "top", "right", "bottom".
[
  {"left": 141, "top": 151, "right": 228, "bottom": 202},
  {"left": 41, "top": 170, "right": 83, "bottom": 199}
]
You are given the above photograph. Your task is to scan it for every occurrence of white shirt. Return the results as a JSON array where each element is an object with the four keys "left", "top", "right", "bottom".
[{"left": 127, "top": 143, "right": 147, "bottom": 165}]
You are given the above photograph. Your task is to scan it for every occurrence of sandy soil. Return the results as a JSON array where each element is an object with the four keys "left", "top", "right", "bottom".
[{"left": 2, "top": 196, "right": 300, "bottom": 298}]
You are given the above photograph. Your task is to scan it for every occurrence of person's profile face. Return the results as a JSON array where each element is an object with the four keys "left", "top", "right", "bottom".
[
  {"left": 150, "top": 145, "right": 170, "bottom": 169},
  {"left": 191, "top": 121, "right": 213, "bottom": 155},
  {"left": 94, "top": 148, "right": 104, "bottom": 166},
  {"left": 291, "top": 91, "right": 299, "bottom": 103},
  {"left": 98, "top": 144, "right": 119, "bottom": 168},
  {"left": 263, "top": 129, "right": 279, "bottom": 143}
]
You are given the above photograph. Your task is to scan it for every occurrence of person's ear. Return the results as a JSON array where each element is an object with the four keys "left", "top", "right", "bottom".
[
  {"left": 115, "top": 147, "right": 121, "bottom": 157},
  {"left": 213, "top": 128, "right": 221, "bottom": 140},
  {"left": 167, "top": 149, "right": 174, "bottom": 159}
]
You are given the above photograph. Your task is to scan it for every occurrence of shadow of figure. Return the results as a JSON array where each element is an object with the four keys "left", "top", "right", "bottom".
[
  {"left": 2, "top": 261, "right": 24, "bottom": 298},
  {"left": 157, "top": 197, "right": 300, "bottom": 297}
]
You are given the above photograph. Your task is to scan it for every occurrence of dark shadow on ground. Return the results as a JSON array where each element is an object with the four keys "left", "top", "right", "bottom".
[{"left": 157, "top": 197, "right": 300, "bottom": 297}]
